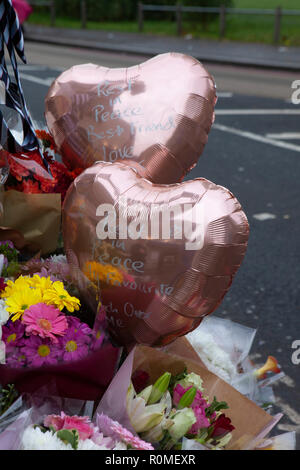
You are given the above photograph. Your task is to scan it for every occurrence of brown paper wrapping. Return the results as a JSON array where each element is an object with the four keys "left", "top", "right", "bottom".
[
  {"left": 132, "top": 345, "right": 275, "bottom": 450},
  {"left": 0, "top": 190, "right": 61, "bottom": 255}
]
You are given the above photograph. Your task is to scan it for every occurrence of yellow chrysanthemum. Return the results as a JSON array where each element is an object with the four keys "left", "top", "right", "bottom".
[
  {"left": 1, "top": 276, "right": 32, "bottom": 299},
  {"left": 83, "top": 261, "right": 123, "bottom": 286},
  {"left": 28, "top": 275, "right": 54, "bottom": 292},
  {"left": 43, "top": 281, "right": 80, "bottom": 312},
  {"left": 5, "top": 287, "right": 43, "bottom": 321}
]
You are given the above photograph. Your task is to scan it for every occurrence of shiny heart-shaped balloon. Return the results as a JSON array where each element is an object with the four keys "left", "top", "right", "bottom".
[
  {"left": 63, "top": 162, "right": 249, "bottom": 348},
  {"left": 45, "top": 53, "right": 216, "bottom": 184}
]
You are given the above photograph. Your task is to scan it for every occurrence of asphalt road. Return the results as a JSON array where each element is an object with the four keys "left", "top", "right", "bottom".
[{"left": 16, "top": 42, "right": 300, "bottom": 444}]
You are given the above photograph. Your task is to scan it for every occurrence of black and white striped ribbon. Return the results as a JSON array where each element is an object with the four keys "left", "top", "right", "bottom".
[{"left": 0, "top": 0, "right": 47, "bottom": 161}]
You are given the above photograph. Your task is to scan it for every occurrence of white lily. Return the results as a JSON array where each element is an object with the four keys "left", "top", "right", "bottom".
[
  {"left": 140, "top": 391, "right": 173, "bottom": 443},
  {"left": 126, "top": 382, "right": 167, "bottom": 433}
]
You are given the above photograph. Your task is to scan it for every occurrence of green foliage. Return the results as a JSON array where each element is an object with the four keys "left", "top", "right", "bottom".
[
  {"left": 0, "top": 384, "right": 19, "bottom": 416},
  {"left": 52, "top": 0, "right": 233, "bottom": 22},
  {"left": 56, "top": 429, "right": 79, "bottom": 450},
  {"left": 205, "top": 396, "right": 229, "bottom": 417}
]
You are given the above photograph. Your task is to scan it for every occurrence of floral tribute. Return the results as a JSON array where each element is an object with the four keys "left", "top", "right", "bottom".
[
  {"left": 2, "top": 130, "right": 84, "bottom": 201},
  {"left": 0, "top": 268, "right": 103, "bottom": 369},
  {"left": 21, "top": 412, "right": 153, "bottom": 450},
  {"left": 127, "top": 369, "right": 234, "bottom": 450}
]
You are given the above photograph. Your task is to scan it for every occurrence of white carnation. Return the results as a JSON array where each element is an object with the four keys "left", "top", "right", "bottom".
[
  {"left": 187, "top": 331, "right": 236, "bottom": 383},
  {"left": 21, "top": 427, "right": 73, "bottom": 450},
  {"left": 0, "top": 299, "right": 9, "bottom": 326},
  {"left": 77, "top": 439, "right": 109, "bottom": 450},
  {"left": 0, "top": 340, "right": 5, "bottom": 364}
]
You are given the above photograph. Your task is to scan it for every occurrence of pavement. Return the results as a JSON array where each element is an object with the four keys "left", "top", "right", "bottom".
[{"left": 25, "top": 23, "right": 300, "bottom": 72}]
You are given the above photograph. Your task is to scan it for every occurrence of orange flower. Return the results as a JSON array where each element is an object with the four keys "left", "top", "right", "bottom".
[
  {"left": 35, "top": 129, "right": 57, "bottom": 151},
  {"left": 254, "top": 356, "right": 281, "bottom": 380}
]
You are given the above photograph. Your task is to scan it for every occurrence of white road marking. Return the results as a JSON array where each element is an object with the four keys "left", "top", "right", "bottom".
[
  {"left": 253, "top": 213, "right": 277, "bottom": 221},
  {"left": 215, "top": 109, "right": 300, "bottom": 115},
  {"left": 214, "top": 123, "right": 300, "bottom": 153},
  {"left": 266, "top": 133, "right": 300, "bottom": 140},
  {"left": 19, "top": 73, "right": 55, "bottom": 87},
  {"left": 216, "top": 92, "right": 233, "bottom": 98}
]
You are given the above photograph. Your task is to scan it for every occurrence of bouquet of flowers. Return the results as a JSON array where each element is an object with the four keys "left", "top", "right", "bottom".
[
  {"left": 126, "top": 369, "right": 235, "bottom": 450},
  {"left": 20, "top": 412, "right": 153, "bottom": 451},
  {"left": 0, "top": 388, "right": 153, "bottom": 451},
  {"left": 0, "top": 129, "right": 84, "bottom": 255},
  {"left": 0, "top": 244, "right": 121, "bottom": 401},
  {"left": 4, "top": 130, "right": 83, "bottom": 202},
  {"left": 166, "top": 316, "right": 283, "bottom": 411},
  {"left": 96, "top": 345, "right": 283, "bottom": 450}
]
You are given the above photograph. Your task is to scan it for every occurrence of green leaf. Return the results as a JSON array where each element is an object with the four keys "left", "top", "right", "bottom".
[
  {"left": 205, "top": 396, "right": 229, "bottom": 417},
  {"left": 168, "top": 368, "right": 188, "bottom": 395},
  {"left": 56, "top": 429, "right": 79, "bottom": 450},
  {"left": 0, "top": 384, "right": 19, "bottom": 416}
]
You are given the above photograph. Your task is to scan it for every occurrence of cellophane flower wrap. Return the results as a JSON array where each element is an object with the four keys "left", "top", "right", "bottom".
[
  {"left": 96, "top": 345, "right": 283, "bottom": 450},
  {"left": 0, "top": 390, "right": 153, "bottom": 450},
  {"left": 0, "top": 129, "right": 84, "bottom": 255},
  {"left": 0, "top": 249, "right": 121, "bottom": 401}
]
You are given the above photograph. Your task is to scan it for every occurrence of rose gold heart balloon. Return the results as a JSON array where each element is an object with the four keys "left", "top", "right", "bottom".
[
  {"left": 45, "top": 53, "right": 216, "bottom": 184},
  {"left": 63, "top": 161, "right": 249, "bottom": 348}
]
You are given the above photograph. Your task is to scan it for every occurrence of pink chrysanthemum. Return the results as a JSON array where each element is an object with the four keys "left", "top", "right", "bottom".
[
  {"left": 22, "top": 303, "right": 68, "bottom": 343},
  {"left": 44, "top": 412, "right": 94, "bottom": 440},
  {"left": 96, "top": 413, "right": 154, "bottom": 450}
]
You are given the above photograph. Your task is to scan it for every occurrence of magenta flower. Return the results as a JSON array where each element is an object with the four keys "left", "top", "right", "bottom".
[
  {"left": 22, "top": 303, "right": 68, "bottom": 343},
  {"left": 5, "top": 348, "right": 27, "bottom": 368},
  {"left": 44, "top": 412, "right": 94, "bottom": 440},
  {"left": 2, "top": 320, "right": 26, "bottom": 347},
  {"left": 21, "top": 336, "right": 61, "bottom": 367},
  {"left": 96, "top": 414, "right": 154, "bottom": 450},
  {"left": 58, "top": 328, "right": 89, "bottom": 363},
  {"left": 173, "top": 384, "right": 209, "bottom": 410},
  {"left": 67, "top": 316, "right": 92, "bottom": 337},
  {"left": 189, "top": 406, "right": 211, "bottom": 434}
]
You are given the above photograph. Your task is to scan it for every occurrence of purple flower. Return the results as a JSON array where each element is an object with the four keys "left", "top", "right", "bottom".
[
  {"left": 0, "top": 240, "right": 15, "bottom": 250},
  {"left": 5, "top": 348, "right": 27, "bottom": 368},
  {"left": 67, "top": 316, "right": 92, "bottom": 337},
  {"left": 2, "top": 320, "right": 26, "bottom": 347},
  {"left": 58, "top": 328, "right": 89, "bottom": 363},
  {"left": 33, "top": 267, "right": 59, "bottom": 283},
  {"left": 88, "top": 326, "right": 104, "bottom": 352},
  {"left": 21, "top": 336, "right": 61, "bottom": 367},
  {"left": 96, "top": 414, "right": 154, "bottom": 450}
]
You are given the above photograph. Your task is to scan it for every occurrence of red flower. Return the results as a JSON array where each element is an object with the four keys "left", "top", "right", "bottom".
[
  {"left": 132, "top": 370, "right": 150, "bottom": 394},
  {"left": 0, "top": 278, "right": 7, "bottom": 292},
  {"left": 211, "top": 414, "right": 235, "bottom": 438},
  {"left": 36, "top": 129, "right": 57, "bottom": 151},
  {"left": 20, "top": 179, "right": 41, "bottom": 193}
]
